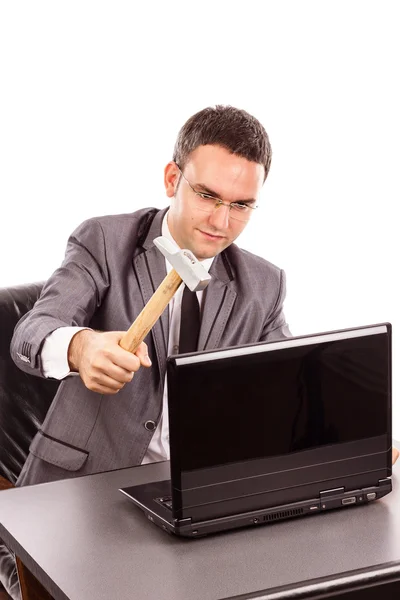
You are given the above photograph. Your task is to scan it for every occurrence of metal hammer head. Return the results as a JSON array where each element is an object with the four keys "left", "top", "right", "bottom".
[{"left": 153, "top": 236, "right": 212, "bottom": 292}]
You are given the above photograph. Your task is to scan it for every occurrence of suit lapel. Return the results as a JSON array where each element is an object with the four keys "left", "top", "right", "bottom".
[
  {"left": 198, "top": 252, "right": 237, "bottom": 351},
  {"left": 133, "top": 209, "right": 169, "bottom": 377},
  {"left": 133, "top": 210, "right": 237, "bottom": 364}
]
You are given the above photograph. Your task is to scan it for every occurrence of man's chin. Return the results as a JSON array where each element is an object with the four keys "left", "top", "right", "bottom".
[
  {"left": 191, "top": 231, "right": 229, "bottom": 259},
  {"left": 192, "top": 243, "right": 226, "bottom": 261}
]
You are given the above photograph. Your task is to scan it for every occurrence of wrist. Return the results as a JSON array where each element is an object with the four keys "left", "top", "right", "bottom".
[{"left": 67, "top": 329, "right": 93, "bottom": 372}]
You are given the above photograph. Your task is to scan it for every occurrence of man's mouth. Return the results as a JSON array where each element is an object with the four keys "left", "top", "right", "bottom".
[{"left": 198, "top": 229, "right": 225, "bottom": 240}]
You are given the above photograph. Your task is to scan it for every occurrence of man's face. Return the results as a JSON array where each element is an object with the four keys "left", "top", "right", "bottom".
[{"left": 164, "top": 145, "right": 265, "bottom": 260}]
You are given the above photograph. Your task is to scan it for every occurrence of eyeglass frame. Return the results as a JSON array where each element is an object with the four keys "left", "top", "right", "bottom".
[{"left": 174, "top": 163, "right": 258, "bottom": 221}]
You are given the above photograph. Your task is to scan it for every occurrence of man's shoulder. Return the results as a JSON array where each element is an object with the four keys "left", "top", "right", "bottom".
[
  {"left": 71, "top": 207, "right": 164, "bottom": 244},
  {"left": 78, "top": 207, "right": 161, "bottom": 232}
]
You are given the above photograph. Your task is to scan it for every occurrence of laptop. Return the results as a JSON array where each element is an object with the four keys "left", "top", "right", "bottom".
[{"left": 120, "top": 323, "right": 392, "bottom": 537}]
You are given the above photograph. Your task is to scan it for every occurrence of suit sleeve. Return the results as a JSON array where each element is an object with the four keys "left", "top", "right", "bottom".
[
  {"left": 259, "top": 268, "right": 292, "bottom": 342},
  {"left": 10, "top": 218, "right": 110, "bottom": 378}
]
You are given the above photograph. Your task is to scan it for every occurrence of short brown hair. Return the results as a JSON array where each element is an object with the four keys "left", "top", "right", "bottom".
[{"left": 173, "top": 105, "right": 272, "bottom": 180}]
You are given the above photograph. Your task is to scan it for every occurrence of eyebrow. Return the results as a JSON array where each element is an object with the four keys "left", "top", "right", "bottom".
[{"left": 196, "top": 183, "right": 257, "bottom": 205}]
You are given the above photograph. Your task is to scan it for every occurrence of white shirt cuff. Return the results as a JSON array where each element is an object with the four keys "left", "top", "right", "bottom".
[{"left": 41, "top": 326, "right": 91, "bottom": 380}]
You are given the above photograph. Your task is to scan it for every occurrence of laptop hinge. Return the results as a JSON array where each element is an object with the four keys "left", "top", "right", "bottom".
[{"left": 320, "top": 487, "right": 345, "bottom": 499}]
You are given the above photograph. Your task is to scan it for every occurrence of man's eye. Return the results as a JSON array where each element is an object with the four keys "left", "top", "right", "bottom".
[
  {"left": 198, "top": 193, "right": 215, "bottom": 200},
  {"left": 233, "top": 202, "right": 249, "bottom": 211}
]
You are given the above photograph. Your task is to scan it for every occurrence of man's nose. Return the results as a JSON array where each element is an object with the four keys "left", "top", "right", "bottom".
[{"left": 208, "top": 202, "right": 230, "bottom": 230}]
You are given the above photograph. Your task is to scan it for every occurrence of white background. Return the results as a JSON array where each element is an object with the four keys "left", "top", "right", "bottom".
[{"left": 1, "top": 1, "right": 399, "bottom": 437}]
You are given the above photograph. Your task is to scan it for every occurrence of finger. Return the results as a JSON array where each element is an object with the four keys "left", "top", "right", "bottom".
[
  {"left": 81, "top": 378, "right": 123, "bottom": 395},
  {"left": 99, "top": 362, "right": 134, "bottom": 384},
  {"left": 89, "top": 371, "right": 127, "bottom": 392},
  {"left": 113, "top": 332, "right": 151, "bottom": 368},
  {"left": 135, "top": 342, "right": 152, "bottom": 367},
  {"left": 110, "top": 331, "right": 131, "bottom": 341},
  {"left": 393, "top": 447, "right": 399, "bottom": 465},
  {"left": 101, "top": 343, "right": 141, "bottom": 372}
]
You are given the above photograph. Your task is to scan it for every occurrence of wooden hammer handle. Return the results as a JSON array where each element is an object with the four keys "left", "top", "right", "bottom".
[{"left": 119, "top": 269, "right": 183, "bottom": 353}]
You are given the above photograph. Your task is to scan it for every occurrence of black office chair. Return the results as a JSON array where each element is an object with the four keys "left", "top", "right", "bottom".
[{"left": 0, "top": 282, "right": 59, "bottom": 600}]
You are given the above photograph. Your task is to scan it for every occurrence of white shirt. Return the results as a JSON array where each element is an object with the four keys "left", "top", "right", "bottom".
[{"left": 41, "top": 211, "right": 213, "bottom": 464}]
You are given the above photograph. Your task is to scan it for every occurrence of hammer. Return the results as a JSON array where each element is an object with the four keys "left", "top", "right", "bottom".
[{"left": 119, "top": 236, "right": 211, "bottom": 353}]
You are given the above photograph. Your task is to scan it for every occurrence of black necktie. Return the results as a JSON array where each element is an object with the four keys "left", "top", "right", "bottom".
[{"left": 179, "top": 286, "right": 200, "bottom": 353}]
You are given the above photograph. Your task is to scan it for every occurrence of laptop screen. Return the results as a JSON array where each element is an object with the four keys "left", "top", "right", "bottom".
[{"left": 167, "top": 325, "right": 391, "bottom": 473}]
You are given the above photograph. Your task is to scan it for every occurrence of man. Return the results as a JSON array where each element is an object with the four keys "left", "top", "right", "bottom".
[
  {"left": 1, "top": 104, "right": 291, "bottom": 598},
  {"left": 10, "top": 105, "right": 291, "bottom": 489}
]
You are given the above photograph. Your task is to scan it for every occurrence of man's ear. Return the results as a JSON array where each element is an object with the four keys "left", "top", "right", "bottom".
[{"left": 164, "top": 162, "right": 180, "bottom": 198}]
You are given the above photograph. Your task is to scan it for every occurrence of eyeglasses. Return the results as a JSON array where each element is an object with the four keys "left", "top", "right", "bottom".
[{"left": 176, "top": 165, "right": 258, "bottom": 223}]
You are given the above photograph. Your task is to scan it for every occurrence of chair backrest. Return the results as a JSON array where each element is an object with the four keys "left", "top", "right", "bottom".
[{"left": 0, "top": 282, "right": 60, "bottom": 484}]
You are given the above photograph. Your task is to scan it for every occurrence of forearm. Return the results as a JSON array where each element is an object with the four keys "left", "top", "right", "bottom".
[
  {"left": 11, "top": 312, "right": 76, "bottom": 377},
  {"left": 11, "top": 218, "right": 110, "bottom": 377},
  {"left": 67, "top": 329, "right": 96, "bottom": 372}
]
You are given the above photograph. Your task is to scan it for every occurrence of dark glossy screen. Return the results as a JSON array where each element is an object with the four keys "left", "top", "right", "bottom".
[{"left": 167, "top": 332, "right": 390, "bottom": 472}]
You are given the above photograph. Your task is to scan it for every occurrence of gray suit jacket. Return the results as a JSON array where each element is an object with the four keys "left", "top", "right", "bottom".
[{"left": 11, "top": 207, "right": 291, "bottom": 484}]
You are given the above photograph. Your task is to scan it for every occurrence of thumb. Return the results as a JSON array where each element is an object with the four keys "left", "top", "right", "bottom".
[
  {"left": 113, "top": 331, "right": 130, "bottom": 342},
  {"left": 135, "top": 342, "right": 152, "bottom": 367}
]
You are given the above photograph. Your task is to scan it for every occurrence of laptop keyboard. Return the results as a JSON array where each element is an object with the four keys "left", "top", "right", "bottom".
[{"left": 157, "top": 496, "right": 173, "bottom": 510}]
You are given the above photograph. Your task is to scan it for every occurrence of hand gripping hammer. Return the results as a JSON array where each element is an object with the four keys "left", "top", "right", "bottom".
[{"left": 119, "top": 236, "right": 211, "bottom": 353}]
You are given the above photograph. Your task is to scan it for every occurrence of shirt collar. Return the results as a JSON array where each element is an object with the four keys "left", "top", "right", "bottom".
[{"left": 161, "top": 211, "right": 214, "bottom": 273}]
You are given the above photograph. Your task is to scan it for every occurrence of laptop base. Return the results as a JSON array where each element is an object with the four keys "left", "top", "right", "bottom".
[{"left": 120, "top": 477, "right": 392, "bottom": 538}]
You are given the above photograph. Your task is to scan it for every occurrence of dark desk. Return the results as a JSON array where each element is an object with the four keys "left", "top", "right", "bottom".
[{"left": 0, "top": 460, "right": 399, "bottom": 600}]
